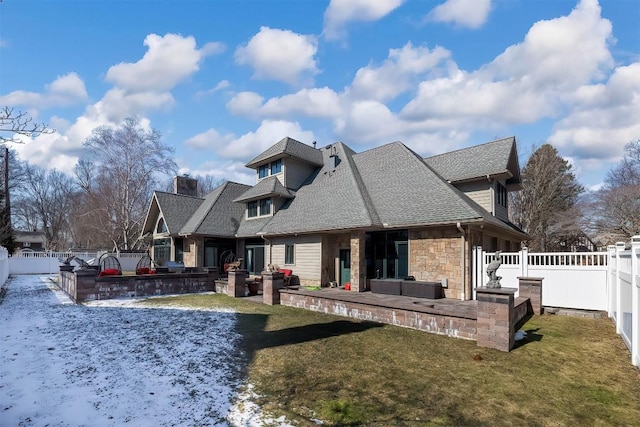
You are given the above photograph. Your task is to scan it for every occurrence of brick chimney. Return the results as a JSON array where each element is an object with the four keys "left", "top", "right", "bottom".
[{"left": 173, "top": 175, "right": 198, "bottom": 196}]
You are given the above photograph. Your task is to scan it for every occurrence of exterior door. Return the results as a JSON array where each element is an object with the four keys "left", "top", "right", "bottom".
[{"left": 339, "top": 249, "right": 351, "bottom": 286}]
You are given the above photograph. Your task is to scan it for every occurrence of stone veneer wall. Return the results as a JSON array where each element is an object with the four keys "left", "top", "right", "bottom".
[
  {"left": 59, "top": 269, "right": 217, "bottom": 303},
  {"left": 280, "top": 290, "right": 477, "bottom": 340},
  {"left": 409, "top": 227, "right": 463, "bottom": 299}
]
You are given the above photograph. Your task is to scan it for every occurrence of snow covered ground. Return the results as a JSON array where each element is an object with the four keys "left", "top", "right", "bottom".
[{"left": 0, "top": 275, "right": 292, "bottom": 426}]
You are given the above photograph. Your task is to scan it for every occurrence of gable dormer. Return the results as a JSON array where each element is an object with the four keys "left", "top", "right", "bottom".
[
  {"left": 245, "top": 137, "right": 324, "bottom": 190},
  {"left": 233, "top": 176, "right": 295, "bottom": 219},
  {"left": 424, "top": 136, "right": 521, "bottom": 221}
]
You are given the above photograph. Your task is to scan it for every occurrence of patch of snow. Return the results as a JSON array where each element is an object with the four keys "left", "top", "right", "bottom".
[
  {"left": 0, "top": 275, "right": 293, "bottom": 426},
  {"left": 514, "top": 330, "right": 528, "bottom": 341}
]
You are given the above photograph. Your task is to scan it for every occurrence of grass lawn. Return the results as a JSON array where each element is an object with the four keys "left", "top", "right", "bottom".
[{"left": 143, "top": 294, "right": 640, "bottom": 426}]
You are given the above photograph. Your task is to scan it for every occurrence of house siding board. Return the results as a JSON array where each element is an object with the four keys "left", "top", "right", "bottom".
[
  {"left": 284, "top": 157, "right": 317, "bottom": 190},
  {"left": 455, "top": 181, "right": 492, "bottom": 213},
  {"left": 271, "top": 235, "right": 322, "bottom": 283}
]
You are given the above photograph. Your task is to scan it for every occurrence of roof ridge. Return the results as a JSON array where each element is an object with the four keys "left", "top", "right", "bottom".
[
  {"left": 154, "top": 190, "right": 204, "bottom": 200},
  {"left": 339, "top": 142, "right": 382, "bottom": 227},
  {"left": 425, "top": 136, "right": 514, "bottom": 160},
  {"left": 188, "top": 181, "right": 230, "bottom": 234}
]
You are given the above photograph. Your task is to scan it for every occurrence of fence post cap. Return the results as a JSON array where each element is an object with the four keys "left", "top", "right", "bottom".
[
  {"left": 616, "top": 241, "right": 626, "bottom": 248},
  {"left": 608, "top": 245, "right": 617, "bottom": 250},
  {"left": 631, "top": 236, "right": 640, "bottom": 246}
]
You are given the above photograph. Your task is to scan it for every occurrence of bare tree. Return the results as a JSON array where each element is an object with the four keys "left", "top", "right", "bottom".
[
  {"left": 16, "top": 164, "right": 77, "bottom": 250},
  {"left": 592, "top": 140, "right": 640, "bottom": 243},
  {"left": 0, "top": 106, "right": 54, "bottom": 143},
  {"left": 75, "top": 116, "right": 177, "bottom": 250},
  {"left": 511, "top": 143, "right": 584, "bottom": 251}
]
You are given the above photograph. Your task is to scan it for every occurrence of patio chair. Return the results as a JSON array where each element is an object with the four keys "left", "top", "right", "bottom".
[
  {"left": 278, "top": 268, "right": 293, "bottom": 286},
  {"left": 135, "top": 254, "right": 156, "bottom": 274},
  {"left": 98, "top": 254, "right": 122, "bottom": 276}
]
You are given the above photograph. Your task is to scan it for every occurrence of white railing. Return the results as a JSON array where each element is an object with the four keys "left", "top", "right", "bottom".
[
  {"left": 472, "top": 247, "right": 609, "bottom": 310},
  {"left": 8, "top": 251, "right": 145, "bottom": 274},
  {"left": 608, "top": 237, "right": 640, "bottom": 367}
]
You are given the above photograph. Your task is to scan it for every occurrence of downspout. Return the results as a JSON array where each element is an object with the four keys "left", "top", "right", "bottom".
[
  {"left": 259, "top": 233, "right": 272, "bottom": 267},
  {"left": 457, "top": 222, "right": 466, "bottom": 301}
]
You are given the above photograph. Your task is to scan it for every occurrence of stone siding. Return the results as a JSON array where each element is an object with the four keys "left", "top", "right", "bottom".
[
  {"left": 409, "top": 227, "right": 463, "bottom": 299},
  {"left": 58, "top": 269, "right": 217, "bottom": 303},
  {"left": 280, "top": 291, "right": 476, "bottom": 340}
]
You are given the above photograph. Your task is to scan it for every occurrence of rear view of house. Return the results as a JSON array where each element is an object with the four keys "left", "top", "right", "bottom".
[{"left": 142, "top": 136, "right": 527, "bottom": 300}]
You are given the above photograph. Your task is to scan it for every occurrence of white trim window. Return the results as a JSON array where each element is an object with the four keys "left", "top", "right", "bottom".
[
  {"left": 247, "top": 197, "right": 272, "bottom": 218},
  {"left": 285, "top": 243, "right": 295, "bottom": 265}
]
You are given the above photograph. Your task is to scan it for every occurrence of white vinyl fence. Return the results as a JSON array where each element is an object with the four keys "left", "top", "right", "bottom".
[
  {"left": 473, "top": 237, "right": 640, "bottom": 367},
  {"left": 0, "top": 247, "right": 9, "bottom": 286},
  {"left": 472, "top": 247, "right": 609, "bottom": 310},
  {"left": 608, "top": 237, "right": 640, "bottom": 367},
  {"left": 8, "top": 251, "right": 145, "bottom": 275}
]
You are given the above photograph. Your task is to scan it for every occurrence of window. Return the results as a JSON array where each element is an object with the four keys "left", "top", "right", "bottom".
[
  {"left": 23, "top": 241, "right": 31, "bottom": 247},
  {"left": 257, "top": 159, "right": 282, "bottom": 179},
  {"left": 247, "top": 201, "right": 258, "bottom": 218},
  {"left": 270, "top": 159, "right": 282, "bottom": 175},
  {"left": 497, "top": 183, "right": 507, "bottom": 208},
  {"left": 248, "top": 198, "right": 272, "bottom": 218},
  {"left": 259, "top": 198, "right": 271, "bottom": 216},
  {"left": 258, "top": 164, "right": 269, "bottom": 179},
  {"left": 285, "top": 243, "right": 295, "bottom": 265},
  {"left": 156, "top": 218, "right": 168, "bottom": 233}
]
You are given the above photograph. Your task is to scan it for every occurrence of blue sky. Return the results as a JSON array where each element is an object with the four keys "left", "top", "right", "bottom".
[{"left": 1, "top": 0, "right": 638, "bottom": 190}]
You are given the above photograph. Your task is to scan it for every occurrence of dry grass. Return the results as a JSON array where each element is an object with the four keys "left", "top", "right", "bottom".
[{"left": 143, "top": 294, "right": 640, "bottom": 426}]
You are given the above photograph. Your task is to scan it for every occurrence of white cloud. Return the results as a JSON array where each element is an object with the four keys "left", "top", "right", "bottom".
[
  {"left": 235, "top": 27, "right": 319, "bottom": 86},
  {"left": 228, "top": 120, "right": 315, "bottom": 161},
  {"left": 350, "top": 42, "right": 452, "bottom": 101},
  {"left": 549, "top": 61, "right": 640, "bottom": 161},
  {"left": 428, "top": 0, "right": 492, "bottom": 29},
  {"left": 226, "top": 92, "right": 265, "bottom": 117},
  {"left": 181, "top": 160, "right": 254, "bottom": 186},
  {"left": 184, "top": 128, "right": 235, "bottom": 150},
  {"left": 261, "top": 88, "right": 342, "bottom": 119},
  {"left": 92, "top": 88, "right": 174, "bottom": 123},
  {"left": 0, "top": 73, "right": 88, "bottom": 110},
  {"left": 402, "top": 0, "right": 615, "bottom": 126},
  {"left": 323, "top": 0, "right": 404, "bottom": 40},
  {"left": 106, "top": 33, "right": 217, "bottom": 92}
]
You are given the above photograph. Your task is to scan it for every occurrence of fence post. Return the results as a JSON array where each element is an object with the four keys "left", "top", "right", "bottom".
[
  {"left": 631, "top": 236, "right": 640, "bottom": 367},
  {"left": 521, "top": 247, "right": 529, "bottom": 277},
  {"left": 615, "top": 242, "right": 626, "bottom": 334},
  {"left": 608, "top": 245, "right": 617, "bottom": 318}
]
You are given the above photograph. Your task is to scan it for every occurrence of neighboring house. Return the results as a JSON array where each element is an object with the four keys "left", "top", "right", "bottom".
[
  {"left": 14, "top": 231, "right": 46, "bottom": 252},
  {"left": 142, "top": 136, "right": 528, "bottom": 300}
]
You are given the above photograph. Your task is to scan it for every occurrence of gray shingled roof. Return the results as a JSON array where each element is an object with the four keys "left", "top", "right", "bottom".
[
  {"left": 245, "top": 137, "right": 324, "bottom": 168},
  {"left": 424, "top": 137, "right": 519, "bottom": 184},
  {"left": 142, "top": 192, "right": 204, "bottom": 235},
  {"left": 353, "top": 142, "right": 487, "bottom": 227},
  {"left": 233, "top": 176, "right": 294, "bottom": 203},
  {"left": 180, "top": 181, "right": 251, "bottom": 237},
  {"left": 257, "top": 142, "right": 380, "bottom": 235}
]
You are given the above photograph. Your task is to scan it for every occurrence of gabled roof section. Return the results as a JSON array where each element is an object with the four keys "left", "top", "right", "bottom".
[
  {"left": 245, "top": 137, "right": 324, "bottom": 168},
  {"left": 180, "top": 181, "right": 251, "bottom": 237},
  {"left": 253, "top": 141, "right": 381, "bottom": 236},
  {"left": 424, "top": 137, "right": 521, "bottom": 187},
  {"left": 353, "top": 142, "right": 487, "bottom": 227},
  {"left": 142, "top": 191, "right": 204, "bottom": 236},
  {"left": 233, "top": 176, "right": 295, "bottom": 203}
]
